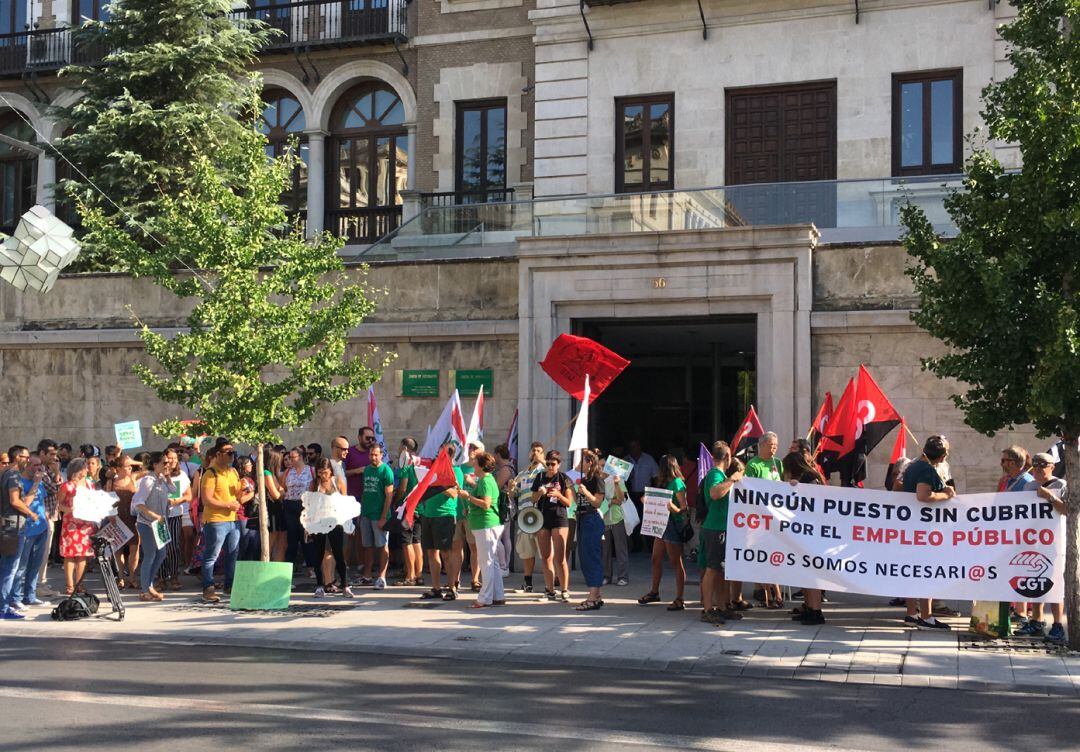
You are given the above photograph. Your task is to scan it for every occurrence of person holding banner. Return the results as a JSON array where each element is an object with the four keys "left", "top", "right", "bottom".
[
  {"left": 463, "top": 452, "right": 505, "bottom": 608},
  {"left": 573, "top": 450, "right": 606, "bottom": 611},
  {"left": 57, "top": 458, "right": 98, "bottom": 595},
  {"left": 781, "top": 451, "right": 828, "bottom": 625},
  {"left": 744, "top": 432, "right": 784, "bottom": 609},
  {"left": 701, "top": 442, "right": 743, "bottom": 625},
  {"left": 638, "top": 456, "right": 689, "bottom": 611},
  {"left": 531, "top": 450, "right": 575, "bottom": 602},
  {"left": 309, "top": 457, "right": 353, "bottom": 598},
  {"left": 132, "top": 452, "right": 179, "bottom": 602},
  {"left": 1019, "top": 453, "right": 1067, "bottom": 641},
  {"left": 901, "top": 435, "right": 955, "bottom": 631}
]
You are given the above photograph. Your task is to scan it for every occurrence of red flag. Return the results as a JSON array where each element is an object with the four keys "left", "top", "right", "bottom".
[
  {"left": 884, "top": 419, "right": 909, "bottom": 490},
  {"left": 398, "top": 447, "right": 456, "bottom": 528},
  {"left": 731, "top": 406, "right": 765, "bottom": 458},
  {"left": 540, "top": 334, "right": 629, "bottom": 404},
  {"left": 826, "top": 365, "right": 902, "bottom": 458},
  {"left": 808, "top": 391, "right": 833, "bottom": 448}
]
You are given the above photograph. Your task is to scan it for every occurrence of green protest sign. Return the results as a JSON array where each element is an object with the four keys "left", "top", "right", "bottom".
[
  {"left": 399, "top": 369, "right": 439, "bottom": 398},
  {"left": 451, "top": 369, "right": 493, "bottom": 397},
  {"left": 229, "top": 561, "right": 292, "bottom": 611}
]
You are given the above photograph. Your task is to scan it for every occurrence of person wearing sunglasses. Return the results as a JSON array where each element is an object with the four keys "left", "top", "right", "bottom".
[
  {"left": 1020, "top": 452, "right": 1068, "bottom": 641},
  {"left": 199, "top": 440, "right": 253, "bottom": 603},
  {"left": 531, "top": 450, "right": 574, "bottom": 602}
]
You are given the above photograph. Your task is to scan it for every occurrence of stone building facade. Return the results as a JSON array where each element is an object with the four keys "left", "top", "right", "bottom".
[{"left": 0, "top": 0, "right": 1044, "bottom": 491}]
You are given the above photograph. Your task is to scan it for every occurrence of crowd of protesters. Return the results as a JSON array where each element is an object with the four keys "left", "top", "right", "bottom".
[{"left": 0, "top": 428, "right": 1069, "bottom": 642}]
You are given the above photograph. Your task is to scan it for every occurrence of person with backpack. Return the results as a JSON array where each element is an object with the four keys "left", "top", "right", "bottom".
[{"left": 463, "top": 451, "right": 505, "bottom": 608}]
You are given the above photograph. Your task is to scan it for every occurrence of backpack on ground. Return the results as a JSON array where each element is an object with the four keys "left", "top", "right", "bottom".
[{"left": 51, "top": 592, "right": 100, "bottom": 621}]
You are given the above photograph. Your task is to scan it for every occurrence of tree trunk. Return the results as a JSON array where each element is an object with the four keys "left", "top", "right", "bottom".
[
  {"left": 256, "top": 443, "right": 270, "bottom": 563},
  {"left": 1063, "top": 432, "right": 1080, "bottom": 650}
]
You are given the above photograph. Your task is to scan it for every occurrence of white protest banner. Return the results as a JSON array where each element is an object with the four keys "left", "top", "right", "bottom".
[
  {"left": 301, "top": 491, "right": 362, "bottom": 535},
  {"left": 95, "top": 517, "right": 134, "bottom": 552},
  {"left": 604, "top": 455, "right": 633, "bottom": 482},
  {"left": 725, "top": 478, "right": 1066, "bottom": 602},
  {"left": 71, "top": 487, "right": 119, "bottom": 525},
  {"left": 641, "top": 486, "right": 672, "bottom": 538}
]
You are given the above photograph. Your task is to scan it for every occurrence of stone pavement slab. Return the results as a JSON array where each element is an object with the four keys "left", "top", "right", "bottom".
[{"left": 7, "top": 557, "right": 1078, "bottom": 696}]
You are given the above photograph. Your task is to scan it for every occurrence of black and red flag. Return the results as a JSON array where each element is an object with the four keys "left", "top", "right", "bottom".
[
  {"left": 397, "top": 446, "right": 456, "bottom": 528},
  {"left": 731, "top": 405, "right": 765, "bottom": 459},
  {"left": 883, "top": 419, "right": 909, "bottom": 490},
  {"left": 540, "top": 334, "right": 630, "bottom": 403},
  {"left": 823, "top": 366, "right": 903, "bottom": 486},
  {"left": 807, "top": 391, "right": 833, "bottom": 450}
]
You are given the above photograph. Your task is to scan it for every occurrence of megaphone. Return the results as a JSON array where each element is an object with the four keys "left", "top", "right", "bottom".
[{"left": 516, "top": 506, "right": 543, "bottom": 535}]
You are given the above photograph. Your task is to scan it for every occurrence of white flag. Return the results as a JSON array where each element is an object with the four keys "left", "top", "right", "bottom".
[
  {"left": 465, "top": 385, "right": 485, "bottom": 447},
  {"left": 420, "top": 389, "right": 468, "bottom": 463},
  {"left": 568, "top": 374, "right": 591, "bottom": 467}
]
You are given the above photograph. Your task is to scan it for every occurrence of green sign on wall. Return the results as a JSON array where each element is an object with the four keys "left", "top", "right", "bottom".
[
  {"left": 399, "top": 369, "right": 440, "bottom": 398},
  {"left": 451, "top": 369, "right": 493, "bottom": 397}
]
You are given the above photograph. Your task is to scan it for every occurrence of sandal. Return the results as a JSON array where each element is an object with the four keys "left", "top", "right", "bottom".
[
  {"left": 442, "top": 588, "right": 458, "bottom": 601},
  {"left": 766, "top": 600, "right": 784, "bottom": 610},
  {"left": 169, "top": 580, "right": 183, "bottom": 591},
  {"left": 420, "top": 589, "right": 442, "bottom": 600},
  {"left": 667, "top": 599, "right": 686, "bottom": 611},
  {"left": 732, "top": 600, "right": 754, "bottom": 611},
  {"left": 116, "top": 578, "right": 125, "bottom": 590},
  {"left": 470, "top": 601, "right": 489, "bottom": 609},
  {"left": 470, "top": 581, "right": 481, "bottom": 592},
  {"left": 575, "top": 600, "right": 604, "bottom": 611},
  {"left": 65, "top": 586, "right": 74, "bottom": 596},
  {"left": 139, "top": 592, "right": 156, "bottom": 602},
  {"left": 637, "top": 591, "right": 661, "bottom": 605}
]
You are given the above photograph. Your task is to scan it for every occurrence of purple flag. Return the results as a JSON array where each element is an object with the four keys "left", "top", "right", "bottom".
[{"left": 697, "top": 442, "right": 711, "bottom": 485}]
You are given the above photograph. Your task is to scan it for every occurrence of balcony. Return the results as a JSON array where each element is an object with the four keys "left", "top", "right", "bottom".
[
  {"left": 354, "top": 175, "right": 965, "bottom": 261},
  {"left": 0, "top": 27, "right": 106, "bottom": 78},
  {"left": 231, "top": 0, "right": 408, "bottom": 52}
]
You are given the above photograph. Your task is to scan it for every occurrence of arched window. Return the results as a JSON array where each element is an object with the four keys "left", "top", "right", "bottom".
[
  {"left": 259, "top": 91, "right": 308, "bottom": 229},
  {"left": 0, "top": 114, "right": 37, "bottom": 234},
  {"left": 329, "top": 83, "right": 408, "bottom": 243}
]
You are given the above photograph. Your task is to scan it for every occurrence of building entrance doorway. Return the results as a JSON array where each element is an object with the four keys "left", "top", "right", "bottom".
[{"left": 576, "top": 316, "right": 757, "bottom": 462}]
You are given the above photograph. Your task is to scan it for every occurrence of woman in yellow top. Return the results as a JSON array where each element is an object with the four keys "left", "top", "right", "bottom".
[{"left": 199, "top": 443, "right": 253, "bottom": 603}]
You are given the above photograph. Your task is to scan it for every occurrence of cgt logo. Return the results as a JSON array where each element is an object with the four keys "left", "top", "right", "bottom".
[{"left": 1008, "top": 551, "right": 1054, "bottom": 598}]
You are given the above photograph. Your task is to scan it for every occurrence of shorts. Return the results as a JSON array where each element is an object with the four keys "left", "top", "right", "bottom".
[
  {"left": 541, "top": 504, "right": 569, "bottom": 531},
  {"left": 397, "top": 516, "right": 421, "bottom": 546},
  {"left": 701, "top": 528, "right": 726, "bottom": 571},
  {"left": 515, "top": 528, "right": 538, "bottom": 559},
  {"left": 661, "top": 516, "right": 687, "bottom": 545},
  {"left": 358, "top": 516, "right": 389, "bottom": 548},
  {"left": 182, "top": 509, "right": 193, "bottom": 528},
  {"left": 454, "top": 517, "right": 470, "bottom": 543},
  {"left": 421, "top": 515, "right": 455, "bottom": 552}
]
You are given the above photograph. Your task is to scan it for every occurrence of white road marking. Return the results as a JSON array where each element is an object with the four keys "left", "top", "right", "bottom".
[{"left": 0, "top": 685, "right": 863, "bottom": 752}]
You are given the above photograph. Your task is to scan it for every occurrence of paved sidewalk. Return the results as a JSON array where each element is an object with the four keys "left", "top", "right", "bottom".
[{"left": 8, "top": 556, "right": 1078, "bottom": 696}]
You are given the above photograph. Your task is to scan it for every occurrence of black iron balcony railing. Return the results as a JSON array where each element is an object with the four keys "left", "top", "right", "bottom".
[
  {"left": 330, "top": 205, "right": 402, "bottom": 244},
  {"left": 0, "top": 27, "right": 106, "bottom": 77},
  {"left": 419, "top": 188, "right": 515, "bottom": 208},
  {"left": 231, "top": 0, "right": 408, "bottom": 51}
]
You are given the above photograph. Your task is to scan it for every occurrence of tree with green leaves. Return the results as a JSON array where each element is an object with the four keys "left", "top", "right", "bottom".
[
  {"left": 901, "top": 0, "right": 1080, "bottom": 647},
  {"left": 80, "top": 111, "right": 387, "bottom": 560},
  {"left": 53, "top": 0, "right": 270, "bottom": 272}
]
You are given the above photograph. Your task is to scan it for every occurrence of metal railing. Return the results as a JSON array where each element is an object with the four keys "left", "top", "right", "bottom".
[
  {"left": 230, "top": 0, "right": 408, "bottom": 50},
  {"left": 364, "top": 174, "right": 966, "bottom": 259},
  {"left": 329, "top": 206, "right": 402, "bottom": 243},
  {"left": 419, "top": 188, "right": 516, "bottom": 207},
  {"left": 0, "top": 27, "right": 106, "bottom": 77}
]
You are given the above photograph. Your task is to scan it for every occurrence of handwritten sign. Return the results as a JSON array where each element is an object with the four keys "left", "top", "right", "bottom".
[
  {"left": 71, "top": 487, "right": 119, "bottom": 525},
  {"left": 95, "top": 518, "right": 134, "bottom": 551},
  {"left": 641, "top": 486, "right": 672, "bottom": 538},
  {"left": 301, "top": 491, "right": 362, "bottom": 535},
  {"left": 230, "top": 561, "right": 293, "bottom": 611},
  {"left": 114, "top": 420, "right": 143, "bottom": 451},
  {"left": 603, "top": 455, "right": 633, "bottom": 482}
]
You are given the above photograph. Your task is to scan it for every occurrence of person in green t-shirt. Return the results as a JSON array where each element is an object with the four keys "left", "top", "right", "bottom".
[
  {"left": 415, "top": 441, "right": 466, "bottom": 602},
  {"left": 638, "top": 455, "right": 689, "bottom": 611},
  {"left": 744, "top": 431, "right": 783, "bottom": 480},
  {"left": 359, "top": 445, "right": 395, "bottom": 589},
  {"left": 700, "top": 441, "right": 744, "bottom": 625},
  {"left": 461, "top": 452, "right": 505, "bottom": 608},
  {"left": 455, "top": 441, "right": 484, "bottom": 593},
  {"left": 737, "top": 431, "right": 782, "bottom": 610}
]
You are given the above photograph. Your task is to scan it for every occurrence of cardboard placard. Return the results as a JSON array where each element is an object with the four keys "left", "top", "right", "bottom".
[
  {"left": 229, "top": 561, "right": 293, "bottom": 611},
  {"left": 641, "top": 486, "right": 673, "bottom": 538},
  {"left": 114, "top": 420, "right": 143, "bottom": 451},
  {"left": 604, "top": 455, "right": 633, "bottom": 482},
  {"left": 95, "top": 518, "right": 134, "bottom": 551}
]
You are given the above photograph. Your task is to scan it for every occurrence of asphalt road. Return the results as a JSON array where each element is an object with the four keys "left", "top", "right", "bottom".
[{"left": 1, "top": 636, "right": 1077, "bottom": 752}]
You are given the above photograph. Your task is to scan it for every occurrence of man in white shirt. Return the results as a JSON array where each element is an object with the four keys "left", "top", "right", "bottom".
[{"left": 624, "top": 440, "right": 659, "bottom": 552}]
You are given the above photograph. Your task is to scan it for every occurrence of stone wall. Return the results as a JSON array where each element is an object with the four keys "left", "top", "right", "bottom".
[{"left": 0, "top": 258, "right": 519, "bottom": 454}]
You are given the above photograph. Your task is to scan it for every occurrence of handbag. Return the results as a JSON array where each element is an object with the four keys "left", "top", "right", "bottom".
[{"left": 678, "top": 517, "right": 695, "bottom": 544}]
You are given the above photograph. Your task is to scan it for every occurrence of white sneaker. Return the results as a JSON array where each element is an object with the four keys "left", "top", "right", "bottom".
[
  {"left": 616, "top": 579, "right": 629, "bottom": 587},
  {"left": 374, "top": 578, "right": 386, "bottom": 590},
  {"left": 314, "top": 587, "right": 326, "bottom": 598},
  {"left": 9, "top": 602, "right": 28, "bottom": 613},
  {"left": 342, "top": 586, "right": 355, "bottom": 598}
]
